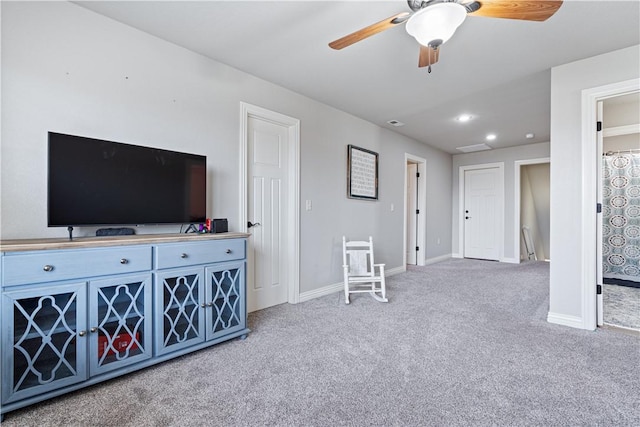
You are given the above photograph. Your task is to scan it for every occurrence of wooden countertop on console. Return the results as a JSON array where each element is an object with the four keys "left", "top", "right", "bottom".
[{"left": 0, "top": 232, "right": 250, "bottom": 252}]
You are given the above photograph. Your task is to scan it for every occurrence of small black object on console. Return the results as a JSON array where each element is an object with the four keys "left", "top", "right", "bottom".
[
  {"left": 211, "top": 219, "right": 228, "bottom": 233},
  {"left": 96, "top": 227, "right": 135, "bottom": 236}
]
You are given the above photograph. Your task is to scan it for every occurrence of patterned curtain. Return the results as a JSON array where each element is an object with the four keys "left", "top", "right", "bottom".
[{"left": 602, "top": 153, "right": 640, "bottom": 282}]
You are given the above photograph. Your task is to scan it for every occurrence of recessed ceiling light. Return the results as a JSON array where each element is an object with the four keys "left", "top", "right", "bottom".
[
  {"left": 456, "top": 114, "right": 472, "bottom": 122},
  {"left": 525, "top": 132, "right": 535, "bottom": 139},
  {"left": 486, "top": 133, "right": 497, "bottom": 141}
]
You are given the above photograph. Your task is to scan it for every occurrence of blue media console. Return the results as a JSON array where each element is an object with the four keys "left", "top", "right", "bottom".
[{"left": 0, "top": 233, "right": 249, "bottom": 418}]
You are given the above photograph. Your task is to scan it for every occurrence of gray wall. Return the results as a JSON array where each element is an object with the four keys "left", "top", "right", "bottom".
[
  {"left": 451, "top": 142, "right": 550, "bottom": 262},
  {"left": 603, "top": 92, "right": 640, "bottom": 152},
  {"left": 0, "top": 2, "right": 452, "bottom": 296},
  {"left": 603, "top": 92, "right": 640, "bottom": 128},
  {"left": 603, "top": 134, "right": 639, "bottom": 152}
]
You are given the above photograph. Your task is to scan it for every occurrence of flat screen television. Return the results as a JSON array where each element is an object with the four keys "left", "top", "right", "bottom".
[{"left": 48, "top": 132, "right": 206, "bottom": 227}]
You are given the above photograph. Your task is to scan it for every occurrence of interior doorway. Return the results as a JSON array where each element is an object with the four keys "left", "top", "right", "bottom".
[
  {"left": 597, "top": 92, "right": 640, "bottom": 330},
  {"left": 515, "top": 159, "right": 550, "bottom": 263},
  {"left": 581, "top": 77, "right": 640, "bottom": 330},
  {"left": 404, "top": 154, "right": 426, "bottom": 267}
]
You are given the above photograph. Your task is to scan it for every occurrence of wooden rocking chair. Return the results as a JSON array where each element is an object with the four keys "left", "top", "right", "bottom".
[{"left": 342, "top": 236, "right": 388, "bottom": 304}]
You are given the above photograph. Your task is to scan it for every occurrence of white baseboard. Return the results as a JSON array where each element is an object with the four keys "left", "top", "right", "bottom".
[
  {"left": 448, "top": 253, "right": 520, "bottom": 264},
  {"left": 385, "top": 266, "right": 405, "bottom": 276},
  {"left": 299, "top": 282, "right": 343, "bottom": 303},
  {"left": 547, "top": 311, "right": 587, "bottom": 330},
  {"left": 424, "top": 254, "right": 451, "bottom": 265},
  {"left": 298, "top": 266, "right": 406, "bottom": 303}
]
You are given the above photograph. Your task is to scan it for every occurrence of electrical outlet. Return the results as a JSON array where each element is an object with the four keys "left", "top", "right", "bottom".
[
  {"left": 390, "top": 203, "right": 394, "bottom": 212},
  {"left": 437, "top": 238, "right": 441, "bottom": 245},
  {"left": 305, "top": 200, "right": 312, "bottom": 211}
]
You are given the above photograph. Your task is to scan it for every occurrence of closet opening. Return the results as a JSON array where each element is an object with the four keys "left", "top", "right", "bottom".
[{"left": 516, "top": 160, "right": 550, "bottom": 263}]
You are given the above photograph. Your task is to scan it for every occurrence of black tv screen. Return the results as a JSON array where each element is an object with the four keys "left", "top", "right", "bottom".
[{"left": 48, "top": 132, "right": 206, "bottom": 227}]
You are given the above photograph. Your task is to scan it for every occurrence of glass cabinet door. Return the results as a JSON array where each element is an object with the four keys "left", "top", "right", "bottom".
[
  {"left": 205, "top": 261, "right": 245, "bottom": 341},
  {"left": 154, "top": 268, "right": 205, "bottom": 356},
  {"left": 88, "top": 274, "right": 152, "bottom": 376},
  {"left": 1, "top": 282, "right": 88, "bottom": 404}
]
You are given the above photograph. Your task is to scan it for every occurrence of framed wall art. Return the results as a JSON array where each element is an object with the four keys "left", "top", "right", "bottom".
[{"left": 347, "top": 144, "right": 378, "bottom": 200}]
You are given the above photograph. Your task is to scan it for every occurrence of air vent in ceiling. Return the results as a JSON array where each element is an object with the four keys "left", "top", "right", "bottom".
[
  {"left": 387, "top": 119, "right": 405, "bottom": 127},
  {"left": 456, "top": 143, "right": 492, "bottom": 153}
]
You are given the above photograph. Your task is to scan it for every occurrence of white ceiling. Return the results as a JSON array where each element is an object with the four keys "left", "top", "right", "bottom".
[{"left": 75, "top": 0, "right": 640, "bottom": 154}]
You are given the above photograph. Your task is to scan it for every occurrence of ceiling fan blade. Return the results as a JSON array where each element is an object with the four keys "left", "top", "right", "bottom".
[
  {"left": 469, "top": 0, "right": 563, "bottom": 22},
  {"left": 329, "top": 12, "right": 411, "bottom": 50},
  {"left": 419, "top": 45, "right": 439, "bottom": 68}
]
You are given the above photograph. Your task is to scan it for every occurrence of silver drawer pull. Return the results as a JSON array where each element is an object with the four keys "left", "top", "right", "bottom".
[
  {"left": 78, "top": 330, "right": 86, "bottom": 337},
  {"left": 225, "top": 249, "right": 232, "bottom": 254},
  {"left": 90, "top": 327, "right": 98, "bottom": 333},
  {"left": 43, "top": 265, "right": 54, "bottom": 272},
  {"left": 120, "top": 258, "right": 129, "bottom": 264},
  {"left": 181, "top": 253, "right": 188, "bottom": 259}
]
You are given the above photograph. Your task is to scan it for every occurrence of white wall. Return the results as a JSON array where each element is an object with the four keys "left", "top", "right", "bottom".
[
  {"left": 451, "top": 142, "right": 550, "bottom": 262},
  {"left": 0, "top": 2, "right": 452, "bottom": 295},
  {"left": 549, "top": 44, "right": 640, "bottom": 328}
]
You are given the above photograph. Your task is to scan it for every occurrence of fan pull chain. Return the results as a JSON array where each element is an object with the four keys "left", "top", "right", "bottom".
[{"left": 428, "top": 65, "right": 431, "bottom": 73}]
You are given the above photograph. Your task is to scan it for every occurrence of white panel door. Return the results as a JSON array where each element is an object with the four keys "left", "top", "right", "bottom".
[
  {"left": 464, "top": 167, "right": 501, "bottom": 260},
  {"left": 247, "top": 116, "right": 289, "bottom": 312}
]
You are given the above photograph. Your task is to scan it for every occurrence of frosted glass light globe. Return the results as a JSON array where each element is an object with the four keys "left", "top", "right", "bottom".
[{"left": 406, "top": 3, "right": 467, "bottom": 47}]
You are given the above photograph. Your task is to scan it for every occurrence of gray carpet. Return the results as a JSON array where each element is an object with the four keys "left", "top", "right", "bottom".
[{"left": 2, "top": 259, "right": 639, "bottom": 426}]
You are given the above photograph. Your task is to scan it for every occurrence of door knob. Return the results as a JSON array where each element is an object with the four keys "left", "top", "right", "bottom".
[{"left": 247, "top": 221, "right": 261, "bottom": 228}]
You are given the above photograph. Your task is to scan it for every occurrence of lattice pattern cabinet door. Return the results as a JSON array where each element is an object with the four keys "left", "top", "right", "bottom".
[
  {"left": 205, "top": 261, "right": 246, "bottom": 341},
  {"left": 1, "top": 282, "right": 88, "bottom": 404},
  {"left": 154, "top": 268, "right": 205, "bottom": 356},
  {"left": 88, "top": 274, "right": 152, "bottom": 376}
]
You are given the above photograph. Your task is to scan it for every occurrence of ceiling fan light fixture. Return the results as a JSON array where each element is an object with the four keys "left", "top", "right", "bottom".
[{"left": 406, "top": 3, "right": 467, "bottom": 47}]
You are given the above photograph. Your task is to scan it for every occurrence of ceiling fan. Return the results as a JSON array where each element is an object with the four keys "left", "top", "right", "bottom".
[{"left": 329, "top": 0, "right": 563, "bottom": 72}]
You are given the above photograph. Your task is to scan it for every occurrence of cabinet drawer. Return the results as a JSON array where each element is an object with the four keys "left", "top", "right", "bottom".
[
  {"left": 2, "top": 246, "right": 152, "bottom": 287},
  {"left": 155, "top": 239, "right": 245, "bottom": 269}
]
